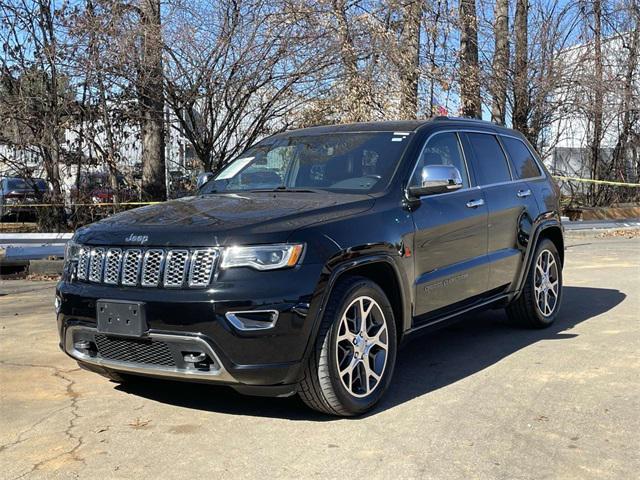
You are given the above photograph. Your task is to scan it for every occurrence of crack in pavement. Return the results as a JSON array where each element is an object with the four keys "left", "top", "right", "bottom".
[{"left": 0, "top": 361, "right": 86, "bottom": 478}]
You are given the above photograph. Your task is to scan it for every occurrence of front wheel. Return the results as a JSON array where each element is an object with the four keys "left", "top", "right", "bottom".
[
  {"left": 298, "top": 276, "right": 397, "bottom": 416},
  {"left": 507, "top": 238, "right": 563, "bottom": 328}
]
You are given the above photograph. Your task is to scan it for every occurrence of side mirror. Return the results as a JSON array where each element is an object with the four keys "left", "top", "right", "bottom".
[
  {"left": 196, "top": 171, "right": 215, "bottom": 189},
  {"left": 408, "top": 165, "right": 463, "bottom": 197}
]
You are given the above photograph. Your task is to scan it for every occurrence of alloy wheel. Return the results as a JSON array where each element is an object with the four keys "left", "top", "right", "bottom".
[
  {"left": 335, "top": 296, "right": 389, "bottom": 398},
  {"left": 534, "top": 249, "right": 560, "bottom": 317}
]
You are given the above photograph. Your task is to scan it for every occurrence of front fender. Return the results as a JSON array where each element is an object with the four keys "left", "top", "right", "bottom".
[{"left": 300, "top": 251, "right": 412, "bottom": 369}]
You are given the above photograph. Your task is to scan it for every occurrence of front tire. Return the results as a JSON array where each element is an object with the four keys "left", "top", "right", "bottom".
[
  {"left": 298, "top": 276, "right": 397, "bottom": 416},
  {"left": 507, "top": 238, "right": 563, "bottom": 328}
]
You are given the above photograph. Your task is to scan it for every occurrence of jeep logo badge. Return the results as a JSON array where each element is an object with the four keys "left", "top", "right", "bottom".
[{"left": 125, "top": 234, "right": 149, "bottom": 244}]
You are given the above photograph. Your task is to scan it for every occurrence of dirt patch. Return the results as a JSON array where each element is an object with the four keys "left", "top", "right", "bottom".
[{"left": 597, "top": 229, "right": 640, "bottom": 239}]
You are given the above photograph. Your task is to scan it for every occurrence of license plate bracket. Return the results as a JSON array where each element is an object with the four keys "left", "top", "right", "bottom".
[{"left": 96, "top": 300, "right": 147, "bottom": 337}]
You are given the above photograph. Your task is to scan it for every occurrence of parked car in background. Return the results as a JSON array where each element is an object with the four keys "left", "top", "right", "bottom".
[
  {"left": 0, "top": 176, "right": 49, "bottom": 221},
  {"left": 58, "top": 117, "right": 564, "bottom": 416},
  {"left": 69, "top": 172, "right": 137, "bottom": 204}
]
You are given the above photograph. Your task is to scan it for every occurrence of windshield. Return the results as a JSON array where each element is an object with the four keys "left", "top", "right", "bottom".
[{"left": 200, "top": 132, "right": 411, "bottom": 194}]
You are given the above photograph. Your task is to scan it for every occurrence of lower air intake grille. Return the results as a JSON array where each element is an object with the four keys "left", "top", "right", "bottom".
[{"left": 94, "top": 335, "right": 176, "bottom": 367}]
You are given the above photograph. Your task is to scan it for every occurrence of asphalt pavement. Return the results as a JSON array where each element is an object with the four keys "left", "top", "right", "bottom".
[{"left": 1, "top": 235, "right": 638, "bottom": 479}]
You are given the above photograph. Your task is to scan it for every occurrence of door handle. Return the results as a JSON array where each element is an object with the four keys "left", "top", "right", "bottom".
[
  {"left": 466, "top": 199, "right": 485, "bottom": 208},
  {"left": 517, "top": 189, "right": 532, "bottom": 198}
]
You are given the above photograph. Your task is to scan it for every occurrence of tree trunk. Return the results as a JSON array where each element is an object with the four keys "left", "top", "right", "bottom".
[
  {"left": 491, "top": 0, "right": 509, "bottom": 124},
  {"left": 139, "top": 0, "right": 166, "bottom": 201},
  {"left": 333, "top": 0, "right": 369, "bottom": 122},
  {"left": 398, "top": 0, "right": 423, "bottom": 119},
  {"left": 590, "top": 0, "right": 604, "bottom": 205},
  {"left": 513, "top": 0, "right": 529, "bottom": 133},
  {"left": 459, "top": 0, "right": 481, "bottom": 118}
]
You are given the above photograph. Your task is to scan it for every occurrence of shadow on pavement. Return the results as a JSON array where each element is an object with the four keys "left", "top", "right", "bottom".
[{"left": 114, "top": 286, "right": 626, "bottom": 420}]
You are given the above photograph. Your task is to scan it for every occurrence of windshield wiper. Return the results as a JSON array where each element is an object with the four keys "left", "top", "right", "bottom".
[{"left": 250, "top": 186, "right": 317, "bottom": 193}]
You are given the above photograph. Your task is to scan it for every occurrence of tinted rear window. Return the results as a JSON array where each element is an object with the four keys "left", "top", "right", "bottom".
[
  {"left": 502, "top": 137, "right": 542, "bottom": 179},
  {"left": 466, "top": 133, "right": 511, "bottom": 185}
]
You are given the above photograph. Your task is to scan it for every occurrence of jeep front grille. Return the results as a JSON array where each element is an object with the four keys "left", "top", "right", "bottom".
[{"left": 76, "top": 247, "right": 218, "bottom": 289}]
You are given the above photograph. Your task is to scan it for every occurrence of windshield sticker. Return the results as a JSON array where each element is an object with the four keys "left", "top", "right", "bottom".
[
  {"left": 391, "top": 138, "right": 404, "bottom": 142},
  {"left": 216, "top": 157, "right": 254, "bottom": 180},
  {"left": 393, "top": 132, "right": 410, "bottom": 136}
]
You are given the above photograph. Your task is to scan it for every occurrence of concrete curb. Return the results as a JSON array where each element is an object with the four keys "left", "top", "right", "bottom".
[
  {"left": 28, "top": 259, "right": 64, "bottom": 276},
  {"left": 564, "top": 225, "right": 640, "bottom": 239}
]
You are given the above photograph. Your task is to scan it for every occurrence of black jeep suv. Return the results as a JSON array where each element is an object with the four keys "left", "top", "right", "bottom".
[{"left": 57, "top": 118, "right": 564, "bottom": 416}]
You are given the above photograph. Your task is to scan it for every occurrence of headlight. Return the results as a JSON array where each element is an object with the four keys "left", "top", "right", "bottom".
[
  {"left": 220, "top": 244, "right": 304, "bottom": 271},
  {"left": 64, "top": 239, "right": 81, "bottom": 263}
]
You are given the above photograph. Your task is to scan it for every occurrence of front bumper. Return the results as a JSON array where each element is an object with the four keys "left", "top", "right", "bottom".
[{"left": 57, "top": 263, "right": 325, "bottom": 394}]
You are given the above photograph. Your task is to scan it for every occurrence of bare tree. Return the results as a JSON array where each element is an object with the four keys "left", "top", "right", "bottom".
[
  {"left": 163, "top": 0, "right": 328, "bottom": 171},
  {"left": 491, "top": 0, "right": 509, "bottom": 123},
  {"left": 513, "top": 0, "right": 529, "bottom": 134},
  {"left": 397, "top": 0, "right": 423, "bottom": 119},
  {"left": 0, "top": 0, "right": 70, "bottom": 227},
  {"left": 139, "top": 0, "right": 165, "bottom": 200},
  {"left": 459, "top": 0, "right": 481, "bottom": 118},
  {"left": 589, "top": 0, "right": 604, "bottom": 204}
]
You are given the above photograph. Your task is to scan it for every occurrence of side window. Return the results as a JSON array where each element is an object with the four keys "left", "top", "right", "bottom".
[
  {"left": 411, "top": 133, "right": 469, "bottom": 189},
  {"left": 466, "top": 133, "right": 511, "bottom": 185},
  {"left": 501, "top": 136, "right": 542, "bottom": 179}
]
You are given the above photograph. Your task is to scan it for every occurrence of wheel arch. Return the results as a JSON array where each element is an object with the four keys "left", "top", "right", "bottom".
[
  {"left": 513, "top": 219, "right": 564, "bottom": 298},
  {"left": 311, "top": 255, "right": 411, "bottom": 352}
]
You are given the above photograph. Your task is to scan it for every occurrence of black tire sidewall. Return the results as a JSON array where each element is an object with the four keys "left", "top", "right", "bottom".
[
  {"left": 325, "top": 279, "right": 397, "bottom": 414},
  {"left": 529, "top": 238, "right": 563, "bottom": 326}
]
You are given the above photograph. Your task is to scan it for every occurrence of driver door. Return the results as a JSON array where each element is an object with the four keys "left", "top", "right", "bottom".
[{"left": 410, "top": 131, "right": 489, "bottom": 321}]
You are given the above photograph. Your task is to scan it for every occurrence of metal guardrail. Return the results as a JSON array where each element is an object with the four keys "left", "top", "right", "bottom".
[{"left": 0, "top": 233, "right": 72, "bottom": 263}]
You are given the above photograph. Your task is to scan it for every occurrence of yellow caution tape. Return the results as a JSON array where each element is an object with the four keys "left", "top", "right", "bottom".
[
  {"left": 5, "top": 176, "right": 640, "bottom": 209},
  {"left": 553, "top": 175, "right": 640, "bottom": 187}
]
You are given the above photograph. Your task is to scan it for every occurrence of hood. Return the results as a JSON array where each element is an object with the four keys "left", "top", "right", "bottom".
[{"left": 76, "top": 191, "right": 375, "bottom": 247}]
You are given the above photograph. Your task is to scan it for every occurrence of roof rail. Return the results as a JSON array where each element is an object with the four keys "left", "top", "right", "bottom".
[{"left": 431, "top": 116, "right": 503, "bottom": 126}]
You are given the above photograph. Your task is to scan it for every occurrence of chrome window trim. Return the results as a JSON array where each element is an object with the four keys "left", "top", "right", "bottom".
[
  {"left": 64, "top": 325, "right": 236, "bottom": 383},
  {"left": 405, "top": 128, "right": 546, "bottom": 200}
]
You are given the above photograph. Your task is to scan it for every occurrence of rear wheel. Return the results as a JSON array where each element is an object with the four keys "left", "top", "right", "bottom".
[
  {"left": 507, "top": 238, "right": 563, "bottom": 328},
  {"left": 298, "top": 276, "right": 397, "bottom": 416}
]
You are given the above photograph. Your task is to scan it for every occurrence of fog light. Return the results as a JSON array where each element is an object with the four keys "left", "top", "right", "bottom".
[
  {"left": 54, "top": 296, "right": 62, "bottom": 314},
  {"left": 74, "top": 340, "right": 92, "bottom": 350},
  {"left": 183, "top": 352, "right": 207, "bottom": 363}
]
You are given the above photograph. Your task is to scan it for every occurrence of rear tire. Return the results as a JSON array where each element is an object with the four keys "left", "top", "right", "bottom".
[
  {"left": 297, "top": 276, "right": 397, "bottom": 416},
  {"left": 506, "top": 238, "right": 563, "bottom": 328}
]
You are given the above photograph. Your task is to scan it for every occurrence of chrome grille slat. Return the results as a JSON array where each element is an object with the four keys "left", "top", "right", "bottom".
[
  {"left": 77, "top": 247, "right": 91, "bottom": 280},
  {"left": 141, "top": 249, "right": 165, "bottom": 287},
  {"left": 88, "top": 248, "right": 106, "bottom": 282},
  {"left": 121, "top": 249, "right": 143, "bottom": 286},
  {"left": 188, "top": 249, "right": 218, "bottom": 288},
  {"left": 163, "top": 250, "right": 189, "bottom": 288},
  {"left": 103, "top": 249, "right": 123, "bottom": 285},
  {"left": 75, "top": 247, "right": 217, "bottom": 289}
]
